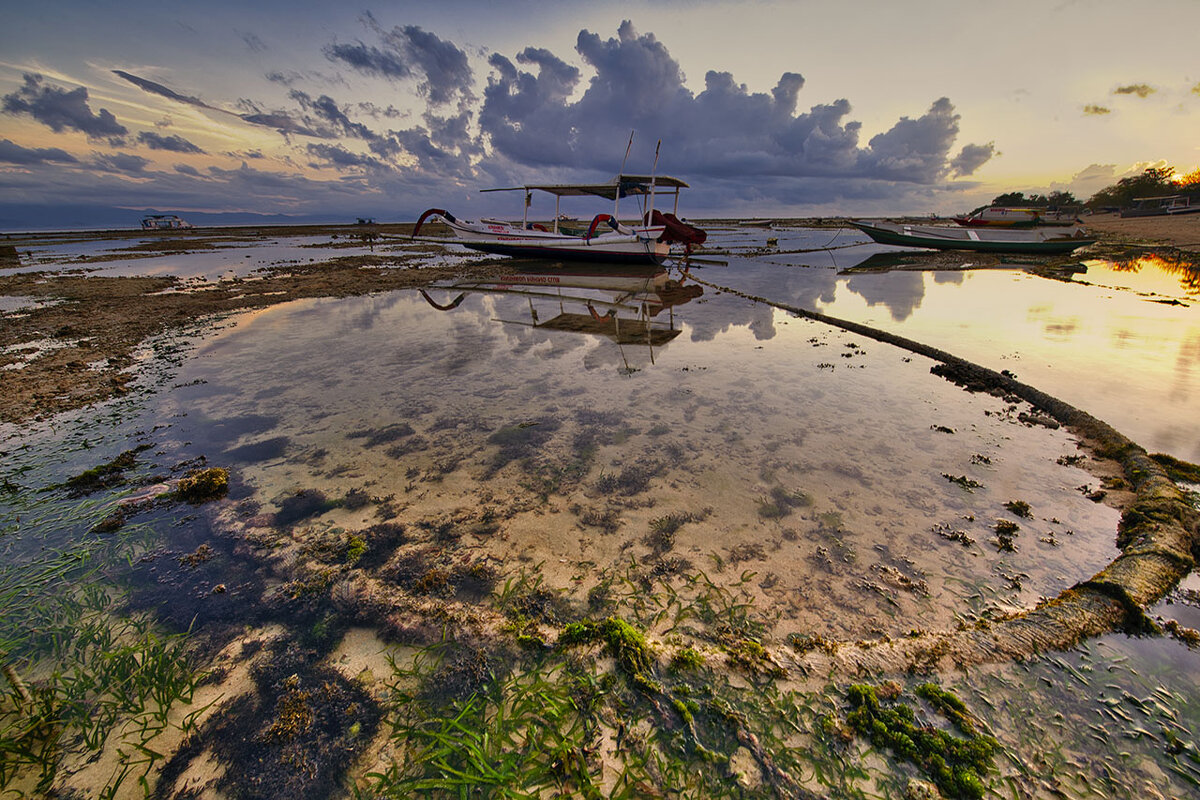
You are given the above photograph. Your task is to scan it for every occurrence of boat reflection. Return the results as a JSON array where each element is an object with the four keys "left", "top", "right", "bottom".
[{"left": 419, "top": 265, "right": 702, "bottom": 368}]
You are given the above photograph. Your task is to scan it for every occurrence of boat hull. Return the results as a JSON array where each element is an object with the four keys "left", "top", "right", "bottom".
[
  {"left": 461, "top": 239, "right": 668, "bottom": 265},
  {"left": 852, "top": 221, "right": 1095, "bottom": 255},
  {"left": 439, "top": 215, "right": 670, "bottom": 265}
]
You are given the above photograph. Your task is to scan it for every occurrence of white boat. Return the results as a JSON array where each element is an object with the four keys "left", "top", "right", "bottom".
[
  {"left": 141, "top": 214, "right": 193, "bottom": 230},
  {"left": 412, "top": 175, "right": 706, "bottom": 266}
]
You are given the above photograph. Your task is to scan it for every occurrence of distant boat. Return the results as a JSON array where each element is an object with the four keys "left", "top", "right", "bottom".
[
  {"left": 953, "top": 206, "right": 1080, "bottom": 228},
  {"left": 1120, "top": 195, "right": 1199, "bottom": 218},
  {"left": 851, "top": 220, "right": 1095, "bottom": 255},
  {"left": 141, "top": 214, "right": 193, "bottom": 230}
]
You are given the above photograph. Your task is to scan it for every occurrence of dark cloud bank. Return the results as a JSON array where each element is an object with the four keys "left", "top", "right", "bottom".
[{"left": 2, "top": 20, "right": 994, "bottom": 228}]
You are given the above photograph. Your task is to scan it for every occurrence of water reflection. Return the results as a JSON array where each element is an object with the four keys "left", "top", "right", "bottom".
[
  {"left": 695, "top": 241, "right": 1200, "bottom": 460},
  {"left": 1084, "top": 251, "right": 1200, "bottom": 297},
  {"left": 420, "top": 265, "right": 702, "bottom": 370}
]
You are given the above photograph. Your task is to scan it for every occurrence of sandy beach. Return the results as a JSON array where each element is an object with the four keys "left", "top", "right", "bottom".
[{"left": 1082, "top": 209, "right": 1200, "bottom": 251}]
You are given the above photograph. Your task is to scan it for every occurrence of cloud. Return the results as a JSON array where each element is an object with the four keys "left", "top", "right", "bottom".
[
  {"left": 950, "top": 142, "right": 995, "bottom": 177},
  {"left": 241, "top": 32, "right": 268, "bottom": 53},
  {"left": 91, "top": 152, "right": 151, "bottom": 173},
  {"left": 0, "top": 138, "right": 79, "bottom": 165},
  {"left": 858, "top": 97, "right": 963, "bottom": 182},
  {"left": 137, "top": 130, "right": 204, "bottom": 153},
  {"left": 2, "top": 73, "right": 127, "bottom": 139},
  {"left": 113, "top": 69, "right": 214, "bottom": 110},
  {"left": 1113, "top": 83, "right": 1154, "bottom": 98},
  {"left": 1192, "top": 82, "right": 1200, "bottom": 97},
  {"left": 306, "top": 142, "right": 387, "bottom": 170},
  {"left": 290, "top": 90, "right": 378, "bottom": 141},
  {"left": 238, "top": 110, "right": 326, "bottom": 137},
  {"left": 114, "top": 69, "right": 329, "bottom": 138},
  {"left": 325, "top": 16, "right": 473, "bottom": 106},
  {"left": 1083, "top": 104, "right": 1111, "bottom": 115},
  {"left": 174, "top": 163, "right": 202, "bottom": 176},
  {"left": 478, "top": 21, "right": 991, "bottom": 189}
]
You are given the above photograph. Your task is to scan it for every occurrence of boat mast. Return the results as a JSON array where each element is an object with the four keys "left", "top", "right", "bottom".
[
  {"left": 615, "top": 131, "right": 633, "bottom": 221},
  {"left": 647, "top": 139, "right": 661, "bottom": 224}
]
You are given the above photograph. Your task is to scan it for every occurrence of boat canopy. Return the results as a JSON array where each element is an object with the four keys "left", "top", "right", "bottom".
[{"left": 480, "top": 174, "right": 690, "bottom": 200}]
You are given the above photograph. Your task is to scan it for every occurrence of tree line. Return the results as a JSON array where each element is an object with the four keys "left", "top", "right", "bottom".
[{"left": 985, "top": 165, "right": 1199, "bottom": 212}]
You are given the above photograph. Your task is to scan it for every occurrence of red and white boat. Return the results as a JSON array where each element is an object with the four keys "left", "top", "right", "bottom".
[{"left": 412, "top": 173, "right": 706, "bottom": 266}]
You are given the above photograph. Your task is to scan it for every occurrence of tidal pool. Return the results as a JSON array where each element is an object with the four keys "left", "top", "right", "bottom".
[{"left": 1, "top": 226, "right": 1198, "bottom": 798}]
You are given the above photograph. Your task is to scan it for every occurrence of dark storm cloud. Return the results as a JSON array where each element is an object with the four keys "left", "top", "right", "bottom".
[
  {"left": 137, "top": 131, "right": 204, "bottom": 153},
  {"left": 2, "top": 73, "right": 127, "bottom": 139},
  {"left": 325, "top": 16, "right": 473, "bottom": 106},
  {"left": 478, "top": 21, "right": 991, "bottom": 188},
  {"left": 174, "top": 163, "right": 202, "bottom": 176},
  {"left": 0, "top": 138, "right": 79, "bottom": 165}
]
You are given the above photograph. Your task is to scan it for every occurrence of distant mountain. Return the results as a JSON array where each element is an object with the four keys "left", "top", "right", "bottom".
[{"left": 0, "top": 204, "right": 383, "bottom": 233}]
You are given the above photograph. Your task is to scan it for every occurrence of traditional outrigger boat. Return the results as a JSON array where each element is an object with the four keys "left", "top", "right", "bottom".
[
  {"left": 412, "top": 174, "right": 706, "bottom": 265},
  {"left": 953, "top": 206, "right": 1080, "bottom": 228},
  {"left": 851, "top": 220, "right": 1095, "bottom": 255}
]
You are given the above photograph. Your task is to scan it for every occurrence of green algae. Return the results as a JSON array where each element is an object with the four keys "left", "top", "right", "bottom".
[
  {"left": 1150, "top": 453, "right": 1200, "bottom": 485},
  {"left": 61, "top": 444, "right": 151, "bottom": 496},
  {"left": 559, "top": 617, "right": 661, "bottom": 694},
  {"left": 846, "top": 682, "right": 999, "bottom": 799}
]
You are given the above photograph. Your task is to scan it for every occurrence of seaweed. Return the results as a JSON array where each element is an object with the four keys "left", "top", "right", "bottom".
[
  {"left": 62, "top": 444, "right": 151, "bottom": 496},
  {"left": 175, "top": 467, "right": 229, "bottom": 503},
  {"left": 1150, "top": 452, "right": 1200, "bottom": 484},
  {"left": 845, "top": 682, "right": 998, "bottom": 799}
]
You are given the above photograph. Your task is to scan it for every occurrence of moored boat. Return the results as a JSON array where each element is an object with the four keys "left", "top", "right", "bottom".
[
  {"left": 413, "top": 174, "right": 706, "bottom": 266},
  {"left": 1120, "top": 195, "right": 1199, "bottom": 217},
  {"left": 954, "top": 206, "right": 1080, "bottom": 228},
  {"left": 851, "top": 220, "right": 1095, "bottom": 255}
]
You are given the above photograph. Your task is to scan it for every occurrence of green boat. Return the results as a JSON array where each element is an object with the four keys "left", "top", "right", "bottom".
[{"left": 852, "top": 220, "right": 1095, "bottom": 255}]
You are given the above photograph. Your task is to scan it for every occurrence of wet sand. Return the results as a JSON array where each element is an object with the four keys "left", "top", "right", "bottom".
[{"left": 1082, "top": 210, "right": 1200, "bottom": 252}]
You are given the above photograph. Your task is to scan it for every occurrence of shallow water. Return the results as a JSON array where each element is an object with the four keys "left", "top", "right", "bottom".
[
  {"left": 702, "top": 226, "right": 1200, "bottom": 461},
  {"left": 2, "top": 226, "right": 1199, "bottom": 797},
  {"left": 149, "top": 278, "right": 1118, "bottom": 640}
]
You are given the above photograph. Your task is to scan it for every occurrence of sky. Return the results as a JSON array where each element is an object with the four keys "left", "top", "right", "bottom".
[{"left": 1, "top": 0, "right": 1198, "bottom": 229}]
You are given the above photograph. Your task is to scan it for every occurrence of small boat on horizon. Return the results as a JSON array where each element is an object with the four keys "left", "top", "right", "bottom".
[
  {"left": 141, "top": 214, "right": 193, "bottom": 230},
  {"left": 851, "top": 220, "right": 1096, "bottom": 255}
]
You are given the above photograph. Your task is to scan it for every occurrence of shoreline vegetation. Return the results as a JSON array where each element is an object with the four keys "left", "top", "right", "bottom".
[{"left": 3, "top": 214, "right": 1200, "bottom": 797}]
